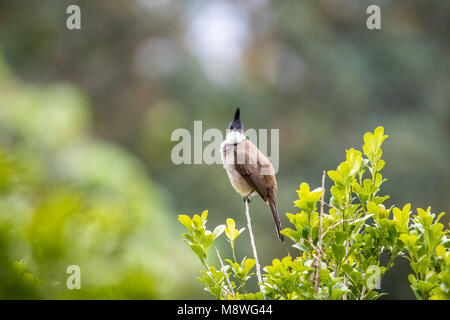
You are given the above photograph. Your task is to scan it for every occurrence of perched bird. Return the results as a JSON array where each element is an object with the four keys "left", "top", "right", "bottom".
[{"left": 220, "top": 108, "right": 284, "bottom": 242}]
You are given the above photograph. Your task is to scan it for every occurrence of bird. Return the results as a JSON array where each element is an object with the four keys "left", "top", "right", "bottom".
[{"left": 220, "top": 108, "right": 284, "bottom": 242}]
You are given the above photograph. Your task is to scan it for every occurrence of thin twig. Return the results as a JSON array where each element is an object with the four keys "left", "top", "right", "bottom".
[
  {"left": 319, "top": 199, "right": 342, "bottom": 215},
  {"left": 360, "top": 285, "right": 367, "bottom": 300},
  {"left": 342, "top": 243, "right": 351, "bottom": 299},
  {"left": 342, "top": 193, "right": 367, "bottom": 300},
  {"left": 244, "top": 199, "right": 264, "bottom": 292},
  {"left": 342, "top": 221, "right": 353, "bottom": 301},
  {"left": 313, "top": 171, "right": 326, "bottom": 297},
  {"left": 354, "top": 219, "right": 365, "bottom": 235},
  {"left": 307, "top": 238, "right": 319, "bottom": 252},
  {"left": 215, "top": 247, "right": 235, "bottom": 298},
  {"left": 321, "top": 218, "right": 354, "bottom": 239},
  {"left": 351, "top": 222, "right": 367, "bottom": 300}
]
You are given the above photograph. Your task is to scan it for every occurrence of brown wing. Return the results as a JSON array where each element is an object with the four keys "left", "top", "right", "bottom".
[
  {"left": 234, "top": 140, "right": 276, "bottom": 201},
  {"left": 235, "top": 140, "right": 284, "bottom": 241}
]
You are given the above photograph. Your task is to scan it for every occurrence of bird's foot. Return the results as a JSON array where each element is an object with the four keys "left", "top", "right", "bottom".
[{"left": 243, "top": 195, "right": 252, "bottom": 203}]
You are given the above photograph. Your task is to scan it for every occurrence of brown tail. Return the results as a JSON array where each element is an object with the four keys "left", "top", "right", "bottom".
[{"left": 268, "top": 198, "right": 285, "bottom": 242}]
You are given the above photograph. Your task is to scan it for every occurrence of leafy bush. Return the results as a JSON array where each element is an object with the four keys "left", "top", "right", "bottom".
[{"left": 179, "top": 127, "right": 449, "bottom": 300}]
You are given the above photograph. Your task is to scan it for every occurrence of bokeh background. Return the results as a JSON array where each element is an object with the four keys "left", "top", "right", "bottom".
[{"left": 0, "top": 0, "right": 448, "bottom": 299}]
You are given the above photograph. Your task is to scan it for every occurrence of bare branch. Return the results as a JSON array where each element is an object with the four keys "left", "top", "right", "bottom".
[
  {"left": 215, "top": 247, "right": 235, "bottom": 298},
  {"left": 313, "top": 171, "right": 326, "bottom": 297},
  {"left": 360, "top": 285, "right": 367, "bottom": 300},
  {"left": 319, "top": 199, "right": 342, "bottom": 215},
  {"left": 244, "top": 199, "right": 264, "bottom": 293}
]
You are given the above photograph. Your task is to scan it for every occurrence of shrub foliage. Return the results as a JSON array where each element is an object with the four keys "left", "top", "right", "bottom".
[{"left": 179, "top": 127, "right": 450, "bottom": 300}]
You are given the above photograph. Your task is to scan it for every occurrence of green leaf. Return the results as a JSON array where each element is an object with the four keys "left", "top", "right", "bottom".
[
  {"left": 192, "top": 214, "right": 203, "bottom": 229},
  {"left": 297, "top": 183, "right": 310, "bottom": 200},
  {"left": 399, "top": 233, "right": 417, "bottom": 249},
  {"left": 408, "top": 274, "right": 417, "bottom": 285},
  {"left": 285, "top": 213, "right": 296, "bottom": 224},
  {"left": 281, "top": 227, "right": 299, "bottom": 242},
  {"left": 363, "top": 127, "right": 388, "bottom": 165},
  {"left": 213, "top": 224, "right": 226, "bottom": 239},
  {"left": 301, "top": 226, "right": 309, "bottom": 239},
  {"left": 335, "top": 231, "right": 348, "bottom": 245},
  {"left": 417, "top": 256, "right": 429, "bottom": 278},
  {"left": 346, "top": 148, "right": 362, "bottom": 176},
  {"left": 225, "top": 218, "right": 240, "bottom": 241},
  {"left": 435, "top": 245, "right": 446, "bottom": 259},
  {"left": 327, "top": 170, "right": 341, "bottom": 184},
  {"left": 182, "top": 233, "right": 193, "bottom": 243},
  {"left": 310, "top": 187, "right": 324, "bottom": 204},
  {"left": 189, "top": 243, "right": 205, "bottom": 262},
  {"left": 178, "top": 215, "right": 192, "bottom": 232},
  {"left": 295, "top": 183, "right": 322, "bottom": 212},
  {"left": 373, "top": 126, "right": 388, "bottom": 147},
  {"left": 332, "top": 244, "right": 346, "bottom": 263},
  {"left": 202, "top": 233, "right": 214, "bottom": 253},
  {"left": 417, "top": 280, "right": 434, "bottom": 296},
  {"left": 363, "top": 132, "right": 375, "bottom": 159},
  {"left": 242, "top": 258, "right": 255, "bottom": 273},
  {"left": 201, "top": 210, "right": 208, "bottom": 223},
  {"left": 377, "top": 159, "right": 385, "bottom": 171},
  {"left": 293, "top": 242, "right": 310, "bottom": 253},
  {"left": 436, "top": 211, "right": 446, "bottom": 224},
  {"left": 342, "top": 264, "right": 353, "bottom": 274}
]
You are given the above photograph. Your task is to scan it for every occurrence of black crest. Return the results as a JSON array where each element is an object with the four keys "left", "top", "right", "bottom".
[{"left": 228, "top": 108, "right": 243, "bottom": 130}]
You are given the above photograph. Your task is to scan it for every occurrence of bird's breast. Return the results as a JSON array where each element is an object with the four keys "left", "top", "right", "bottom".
[{"left": 221, "top": 142, "right": 253, "bottom": 196}]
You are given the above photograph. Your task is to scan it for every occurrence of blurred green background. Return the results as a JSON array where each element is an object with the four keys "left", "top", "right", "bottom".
[{"left": 0, "top": 0, "right": 448, "bottom": 299}]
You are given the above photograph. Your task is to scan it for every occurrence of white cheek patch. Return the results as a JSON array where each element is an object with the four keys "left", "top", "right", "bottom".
[{"left": 224, "top": 131, "right": 246, "bottom": 144}]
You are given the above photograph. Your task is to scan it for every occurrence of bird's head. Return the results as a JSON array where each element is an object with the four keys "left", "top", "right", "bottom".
[
  {"left": 228, "top": 108, "right": 243, "bottom": 132},
  {"left": 225, "top": 108, "right": 246, "bottom": 144}
]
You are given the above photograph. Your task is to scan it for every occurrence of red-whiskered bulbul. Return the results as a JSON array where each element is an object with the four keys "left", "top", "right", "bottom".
[{"left": 220, "top": 108, "right": 284, "bottom": 242}]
